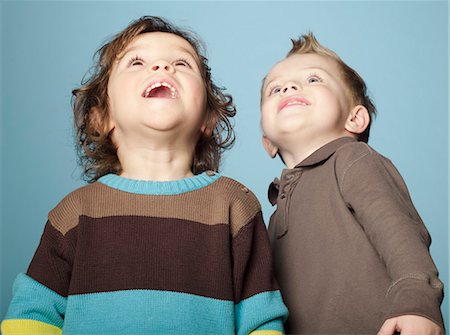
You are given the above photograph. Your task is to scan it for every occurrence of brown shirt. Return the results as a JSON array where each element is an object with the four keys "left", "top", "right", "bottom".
[{"left": 268, "top": 137, "right": 444, "bottom": 334}]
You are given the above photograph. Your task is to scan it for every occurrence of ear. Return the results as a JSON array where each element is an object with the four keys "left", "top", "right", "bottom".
[
  {"left": 90, "top": 107, "right": 114, "bottom": 134},
  {"left": 200, "top": 123, "right": 213, "bottom": 137},
  {"left": 345, "top": 105, "right": 370, "bottom": 135},
  {"left": 200, "top": 115, "right": 215, "bottom": 137},
  {"left": 262, "top": 135, "right": 279, "bottom": 158}
]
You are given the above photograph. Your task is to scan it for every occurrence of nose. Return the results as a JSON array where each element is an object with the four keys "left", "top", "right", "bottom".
[
  {"left": 150, "top": 60, "right": 174, "bottom": 73},
  {"left": 281, "top": 82, "right": 300, "bottom": 94}
]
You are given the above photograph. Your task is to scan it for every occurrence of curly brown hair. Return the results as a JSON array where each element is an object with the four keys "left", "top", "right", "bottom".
[
  {"left": 72, "top": 16, "right": 235, "bottom": 182},
  {"left": 287, "top": 32, "right": 376, "bottom": 143}
]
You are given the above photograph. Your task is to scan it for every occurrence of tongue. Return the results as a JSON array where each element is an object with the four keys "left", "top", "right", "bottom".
[{"left": 149, "top": 86, "right": 172, "bottom": 98}]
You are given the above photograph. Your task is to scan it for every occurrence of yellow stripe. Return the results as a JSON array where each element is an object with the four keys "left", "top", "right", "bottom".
[
  {"left": 250, "top": 331, "right": 284, "bottom": 335},
  {"left": 1, "top": 319, "right": 62, "bottom": 335}
]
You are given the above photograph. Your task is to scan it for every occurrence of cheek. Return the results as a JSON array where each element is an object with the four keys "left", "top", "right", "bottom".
[
  {"left": 320, "top": 90, "right": 343, "bottom": 110},
  {"left": 193, "top": 88, "right": 207, "bottom": 118},
  {"left": 107, "top": 79, "right": 131, "bottom": 112},
  {"left": 198, "top": 79, "right": 207, "bottom": 100},
  {"left": 200, "top": 86, "right": 207, "bottom": 107},
  {"left": 106, "top": 92, "right": 118, "bottom": 120},
  {"left": 260, "top": 105, "right": 274, "bottom": 133},
  {"left": 261, "top": 102, "right": 273, "bottom": 121},
  {"left": 193, "top": 82, "right": 207, "bottom": 113},
  {"left": 106, "top": 83, "right": 118, "bottom": 110}
]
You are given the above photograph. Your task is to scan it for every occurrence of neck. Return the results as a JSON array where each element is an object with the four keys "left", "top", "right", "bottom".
[{"left": 116, "top": 143, "right": 195, "bottom": 181}]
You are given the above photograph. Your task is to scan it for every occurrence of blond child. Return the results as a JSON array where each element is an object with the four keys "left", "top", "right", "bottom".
[
  {"left": 1, "top": 16, "right": 287, "bottom": 335},
  {"left": 261, "top": 33, "right": 444, "bottom": 334}
]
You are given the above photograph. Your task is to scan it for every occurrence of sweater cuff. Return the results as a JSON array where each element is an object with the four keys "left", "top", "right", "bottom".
[{"left": 385, "top": 276, "right": 444, "bottom": 330}]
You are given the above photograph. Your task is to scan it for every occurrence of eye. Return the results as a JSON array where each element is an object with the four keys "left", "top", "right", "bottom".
[
  {"left": 307, "top": 74, "right": 322, "bottom": 84},
  {"left": 127, "top": 56, "right": 145, "bottom": 67},
  {"left": 269, "top": 86, "right": 282, "bottom": 96},
  {"left": 174, "top": 58, "right": 192, "bottom": 68}
]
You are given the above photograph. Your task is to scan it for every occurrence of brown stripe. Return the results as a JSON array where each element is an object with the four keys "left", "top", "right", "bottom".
[
  {"left": 49, "top": 177, "right": 260, "bottom": 238},
  {"left": 66, "top": 215, "right": 234, "bottom": 300},
  {"left": 27, "top": 221, "right": 75, "bottom": 297},
  {"left": 232, "top": 212, "right": 280, "bottom": 303}
]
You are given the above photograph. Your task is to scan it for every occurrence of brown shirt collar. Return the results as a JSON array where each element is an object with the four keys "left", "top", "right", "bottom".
[
  {"left": 268, "top": 137, "right": 357, "bottom": 205},
  {"left": 294, "top": 136, "right": 357, "bottom": 168}
]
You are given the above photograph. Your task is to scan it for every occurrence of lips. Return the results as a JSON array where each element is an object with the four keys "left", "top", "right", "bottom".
[
  {"left": 142, "top": 78, "right": 178, "bottom": 99},
  {"left": 278, "top": 96, "right": 311, "bottom": 112}
]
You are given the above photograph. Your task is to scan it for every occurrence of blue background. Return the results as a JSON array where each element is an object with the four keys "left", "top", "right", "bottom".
[{"left": 1, "top": 0, "right": 448, "bottom": 328}]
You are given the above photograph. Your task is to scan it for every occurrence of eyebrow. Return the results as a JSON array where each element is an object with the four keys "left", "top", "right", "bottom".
[
  {"left": 260, "top": 75, "right": 268, "bottom": 98},
  {"left": 178, "top": 46, "right": 200, "bottom": 62},
  {"left": 261, "top": 74, "right": 268, "bottom": 86},
  {"left": 263, "top": 66, "right": 333, "bottom": 89},
  {"left": 119, "top": 44, "right": 199, "bottom": 62},
  {"left": 118, "top": 44, "right": 143, "bottom": 60},
  {"left": 307, "top": 66, "right": 333, "bottom": 76}
]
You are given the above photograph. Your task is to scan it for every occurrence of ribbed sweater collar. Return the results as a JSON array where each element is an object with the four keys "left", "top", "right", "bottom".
[{"left": 97, "top": 171, "right": 220, "bottom": 195}]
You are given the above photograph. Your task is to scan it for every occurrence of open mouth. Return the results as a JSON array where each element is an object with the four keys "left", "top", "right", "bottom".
[
  {"left": 142, "top": 81, "right": 178, "bottom": 99},
  {"left": 279, "top": 96, "right": 311, "bottom": 111}
]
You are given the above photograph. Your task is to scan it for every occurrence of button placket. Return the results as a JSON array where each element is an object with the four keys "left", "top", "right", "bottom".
[{"left": 276, "top": 168, "right": 302, "bottom": 238}]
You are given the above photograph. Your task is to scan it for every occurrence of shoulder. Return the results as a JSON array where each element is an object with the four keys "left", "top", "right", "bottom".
[
  {"left": 335, "top": 140, "right": 376, "bottom": 163},
  {"left": 334, "top": 142, "right": 409, "bottom": 193},
  {"left": 212, "top": 175, "right": 262, "bottom": 236},
  {"left": 48, "top": 182, "right": 105, "bottom": 235},
  {"left": 334, "top": 141, "right": 394, "bottom": 177},
  {"left": 212, "top": 176, "right": 261, "bottom": 208}
]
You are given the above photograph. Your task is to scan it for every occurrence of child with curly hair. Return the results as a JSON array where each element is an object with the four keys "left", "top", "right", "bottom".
[{"left": 2, "top": 16, "right": 287, "bottom": 335}]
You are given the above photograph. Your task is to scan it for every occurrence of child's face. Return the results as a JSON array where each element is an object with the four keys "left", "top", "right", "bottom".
[
  {"left": 106, "top": 32, "right": 207, "bottom": 147},
  {"left": 261, "top": 53, "right": 352, "bottom": 152}
]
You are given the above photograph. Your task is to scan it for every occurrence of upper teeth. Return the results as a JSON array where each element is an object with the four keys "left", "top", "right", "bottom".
[
  {"left": 144, "top": 81, "right": 177, "bottom": 98},
  {"left": 287, "top": 100, "right": 307, "bottom": 106}
]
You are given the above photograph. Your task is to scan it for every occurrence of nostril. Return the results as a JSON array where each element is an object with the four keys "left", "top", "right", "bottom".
[{"left": 152, "top": 65, "right": 159, "bottom": 71}]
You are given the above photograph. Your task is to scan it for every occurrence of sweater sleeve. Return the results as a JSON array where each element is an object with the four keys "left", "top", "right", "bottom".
[
  {"left": 231, "top": 192, "right": 288, "bottom": 335},
  {"left": 340, "top": 147, "right": 444, "bottom": 329},
  {"left": 2, "top": 196, "right": 78, "bottom": 335}
]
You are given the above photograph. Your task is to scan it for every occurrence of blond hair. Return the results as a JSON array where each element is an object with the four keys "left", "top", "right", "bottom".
[{"left": 288, "top": 32, "right": 376, "bottom": 143}]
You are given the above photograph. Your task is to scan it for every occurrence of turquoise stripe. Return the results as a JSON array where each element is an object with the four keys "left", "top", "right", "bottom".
[
  {"left": 98, "top": 171, "right": 220, "bottom": 195},
  {"left": 64, "top": 290, "right": 235, "bottom": 334},
  {"left": 4, "top": 273, "right": 66, "bottom": 329},
  {"left": 235, "top": 291, "right": 288, "bottom": 335},
  {"left": 5, "top": 274, "right": 286, "bottom": 334}
]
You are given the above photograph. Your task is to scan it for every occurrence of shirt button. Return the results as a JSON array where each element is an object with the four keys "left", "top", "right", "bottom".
[
  {"left": 206, "top": 170, "right": 216, "bottom": 176},
  {"left": 280, "top": 192, "right": 286, "bottom": 199},
  {"left": 241, "top": 186, "right": 249, "bottom": 193}
]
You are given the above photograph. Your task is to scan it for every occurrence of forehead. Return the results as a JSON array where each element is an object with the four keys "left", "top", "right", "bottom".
[
  {"left": 266, "top": 53, "right": 342, "bottom": 82},
  {"left": 121, "top": 32, "right": 198, "bottom": 58}
]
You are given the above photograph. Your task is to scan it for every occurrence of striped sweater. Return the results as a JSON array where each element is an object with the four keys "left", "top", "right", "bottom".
[{"left": 2, "top": 172, "right": 288, "bottom": 335}]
